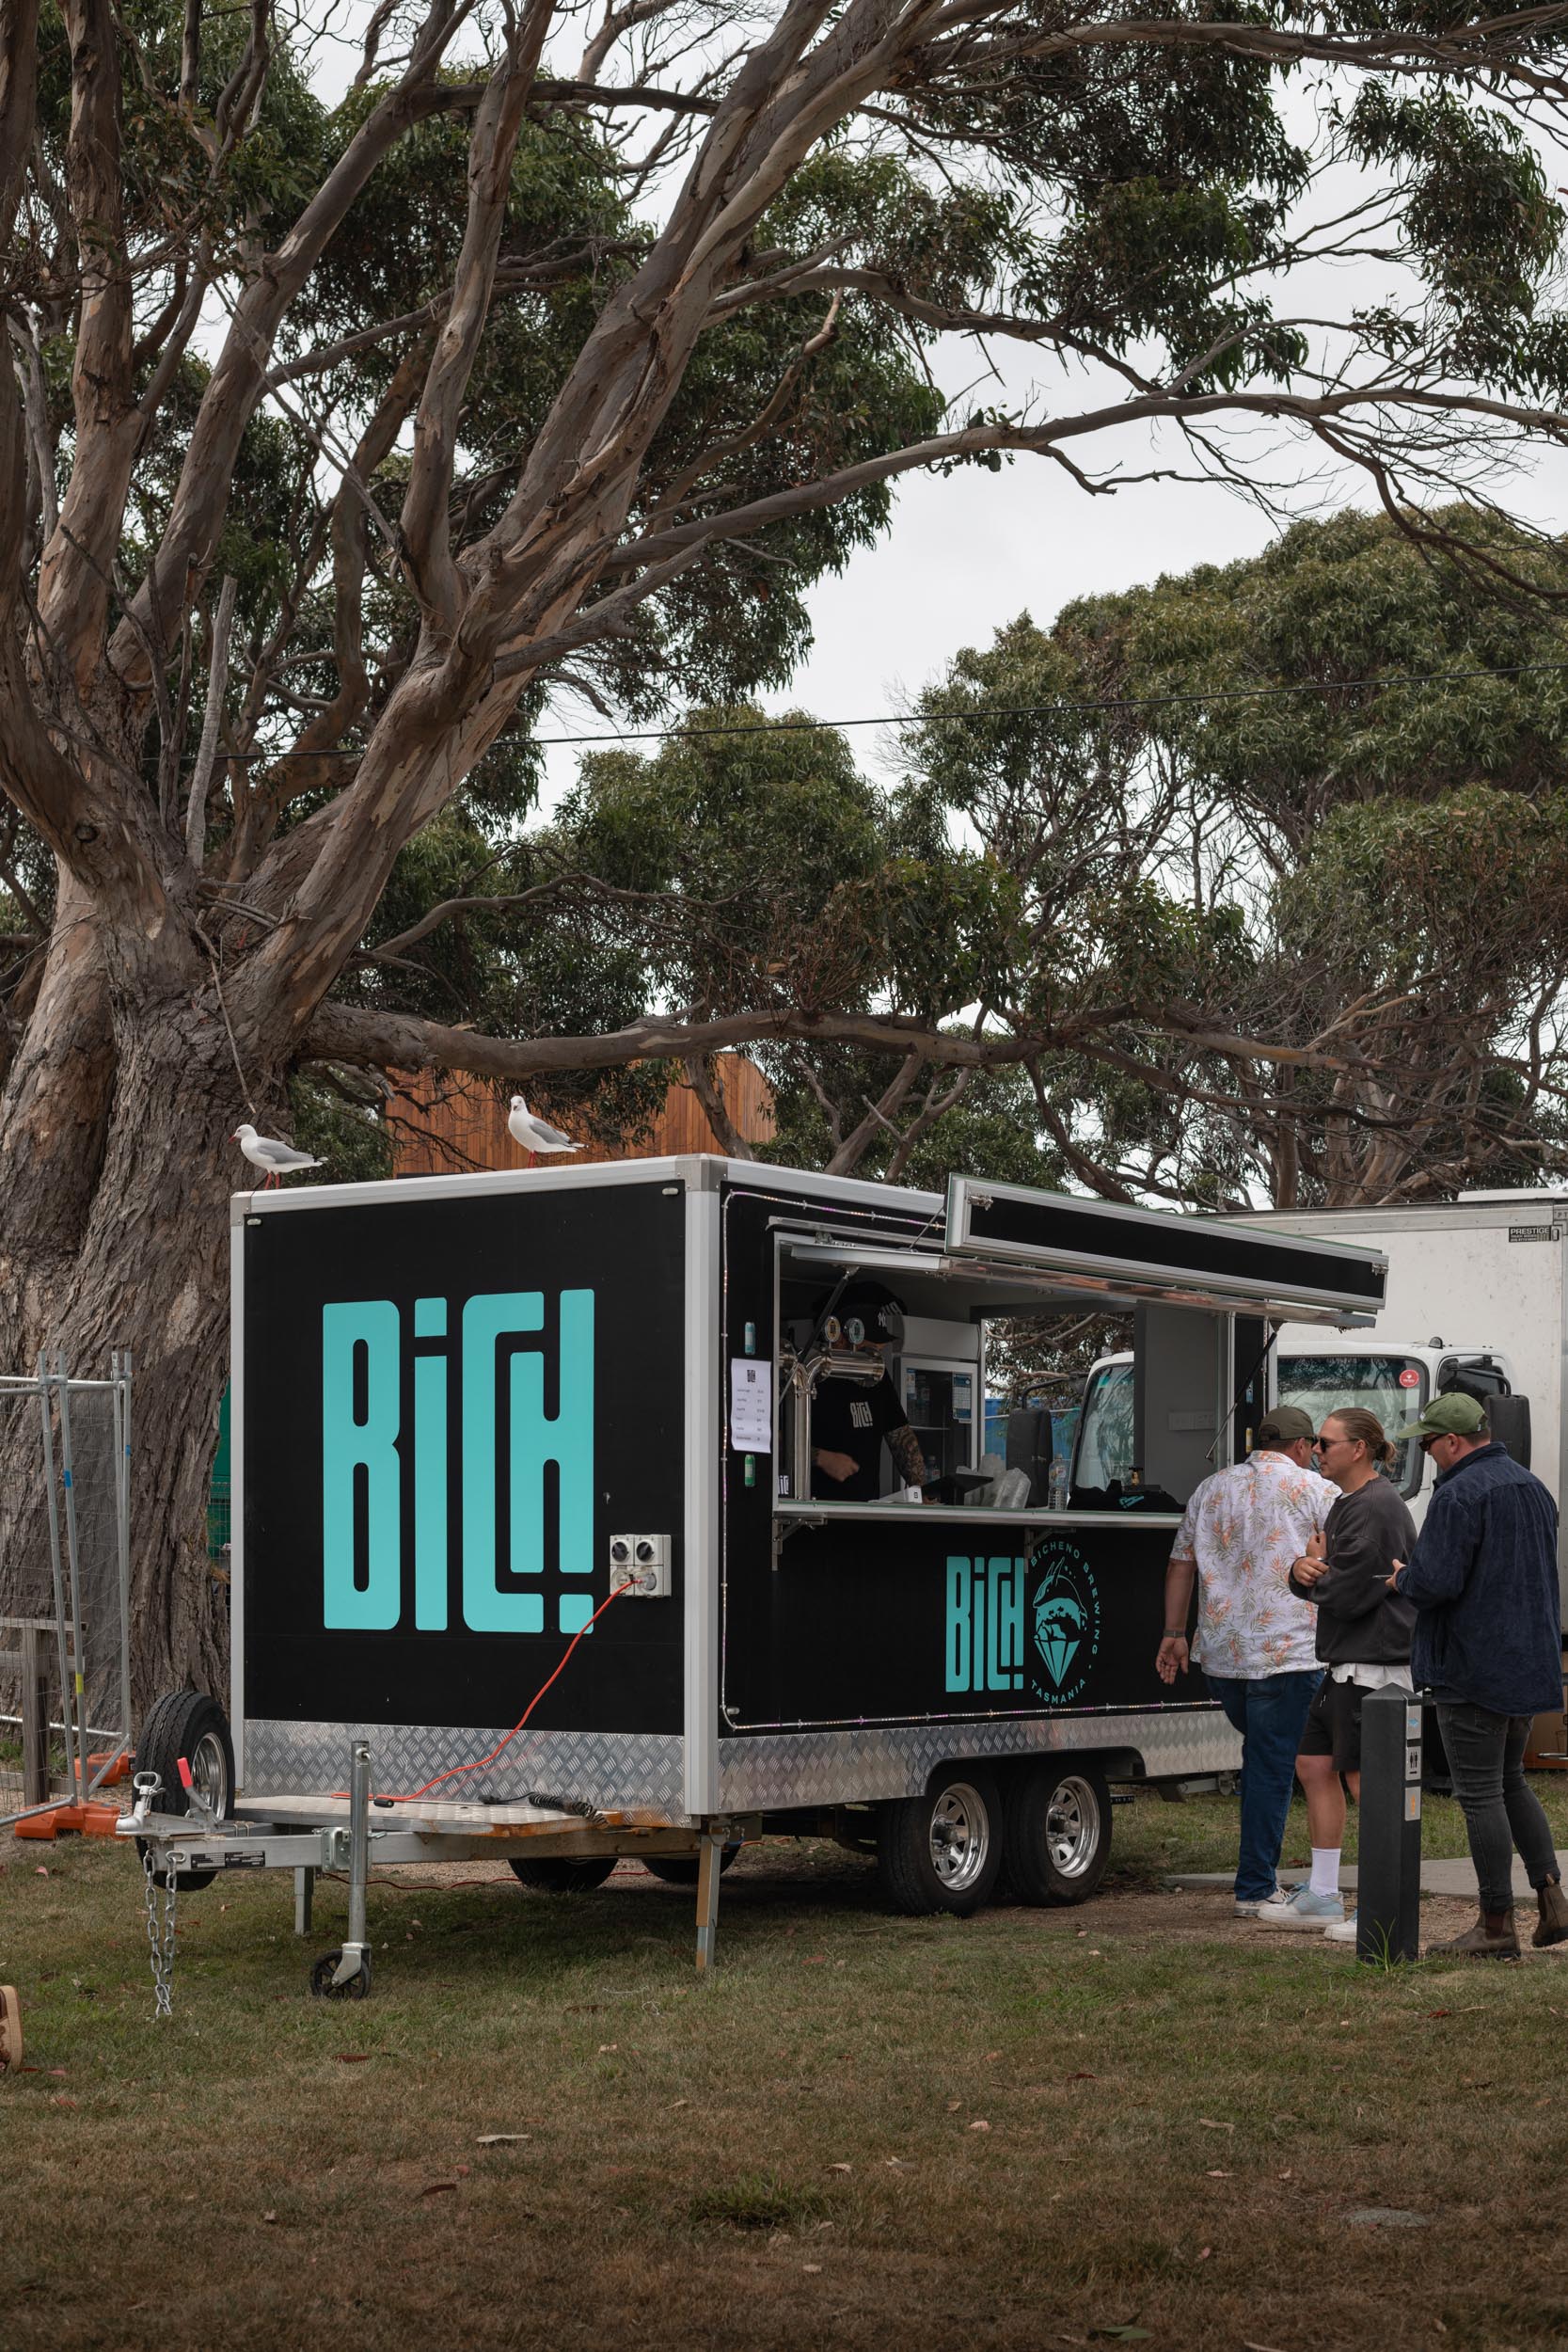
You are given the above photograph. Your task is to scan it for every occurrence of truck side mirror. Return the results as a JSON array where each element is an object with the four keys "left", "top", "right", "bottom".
[{"left": 1485, "top": 1392, "right": 1532, "bottom": 1469}]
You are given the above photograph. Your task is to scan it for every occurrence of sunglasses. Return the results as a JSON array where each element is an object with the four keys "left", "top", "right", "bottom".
[{"left": 1313, "top": 1432, "right": 1350, "bottom": 1450}]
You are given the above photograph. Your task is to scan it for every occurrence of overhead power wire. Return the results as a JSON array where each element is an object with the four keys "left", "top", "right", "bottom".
[{"left": 206, "top": 655, "right": 1568, "bottom": 760}]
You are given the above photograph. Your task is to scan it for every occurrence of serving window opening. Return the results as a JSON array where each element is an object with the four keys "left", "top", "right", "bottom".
[{"left": 775, "top": 1248, "right": 1236, "bottom": 1522}]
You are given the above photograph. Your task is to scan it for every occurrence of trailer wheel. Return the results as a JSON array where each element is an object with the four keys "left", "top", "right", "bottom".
[
  {"left": 310, "top": 1948, "right": 372, "bottom": 2000},
  {"left": 1005, "top": 1763, "right": 1111, "bottom": 1905},
  {"left": 133, "top": 1690, "right": 235, "bottom": 1891},
  {"left": 641, "top": 1845, "right": 741, "bottom": 1887},
  {"left": 877, "top": 1769, "right": 1004, "bottom": 1916},
  {"left": 507, "top": 1856, "right": 619, "bottom": 1893}
]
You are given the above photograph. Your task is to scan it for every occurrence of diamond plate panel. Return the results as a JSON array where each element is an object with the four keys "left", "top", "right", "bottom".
[
  {"left": 716, "top": 1707, "right": 1241, "bottom": 1811},
  {"left": 244, "top": 1720, "right": 687, "bottom": 1817}
]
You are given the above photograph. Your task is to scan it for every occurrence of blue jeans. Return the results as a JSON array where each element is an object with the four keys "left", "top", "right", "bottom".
[{"left": 1207, "top": 1670, "right": 1323, "bottom": 1901}]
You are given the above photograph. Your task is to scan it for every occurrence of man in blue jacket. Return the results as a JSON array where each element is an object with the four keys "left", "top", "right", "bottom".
[{"left": 1391, "top": 1391, "right": 1568, "bottom": 1959}]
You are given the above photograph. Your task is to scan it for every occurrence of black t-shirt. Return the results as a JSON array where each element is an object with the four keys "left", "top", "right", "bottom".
[{"left": 811, "top": 1372, "right": 911, "bottom": 1501}]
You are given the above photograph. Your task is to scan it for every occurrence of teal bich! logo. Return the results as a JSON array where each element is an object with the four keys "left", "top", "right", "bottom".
[{"left": 321, "top": 1288, "right": 594, "bottom": 1637}]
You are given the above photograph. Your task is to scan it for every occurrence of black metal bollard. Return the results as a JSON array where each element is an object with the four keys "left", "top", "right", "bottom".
[{"left": 1356, "top": 1688, "right": 1423, "bottom": 1964}]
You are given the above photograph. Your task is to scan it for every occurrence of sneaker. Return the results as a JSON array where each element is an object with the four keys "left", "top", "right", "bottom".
[
  {"left": 1233, "top": 1886, "right": 1288, "bottom": 1919},
  {"left": 1323, "top": 1909, "right": 1358, "bottom": 1945},
  {"left": 1251, "top": 1884, "right": 1345, "bottom": 1930}
]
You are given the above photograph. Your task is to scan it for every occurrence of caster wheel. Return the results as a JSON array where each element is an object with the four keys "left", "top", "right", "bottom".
[
  {"left": 310, "top": 1948, "right": 372, "bottom": 2000},
  {"left": 0, "top": 1984, "right": 21, "bottom": 2072}
]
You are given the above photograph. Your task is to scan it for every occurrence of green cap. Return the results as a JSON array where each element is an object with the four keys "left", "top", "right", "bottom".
[{"left": 1399, "top": 1391, "right": 1488, "bottom": 1442}]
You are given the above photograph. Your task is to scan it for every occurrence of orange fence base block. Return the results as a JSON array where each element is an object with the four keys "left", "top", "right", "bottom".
[
  {"left": 14, "top": 1802, "right": 121, "bottom": 1842},
  {"left": 87, "top": 1751, "right": 132, "bottom": 1787}
]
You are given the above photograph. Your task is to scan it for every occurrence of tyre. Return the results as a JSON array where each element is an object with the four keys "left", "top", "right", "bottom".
[
  {"left": 310, "top": 1948, "right": 372, "bottom": 1999},
  {"left": 133, "top": 1689, "right": 235, "bottom": 1891},
  {"left": 508, "top": 1856, "right": 618, "bottom": 1893},
  {"left": 1005, "top": 1761, "right": 1112, "bottom": 1905},
  {"left": 641, "top": 1846, "right": 740, "bottom": 1886},
  {"left": 877, "top": 1768, "right": 1004, "bottom": 1916}
]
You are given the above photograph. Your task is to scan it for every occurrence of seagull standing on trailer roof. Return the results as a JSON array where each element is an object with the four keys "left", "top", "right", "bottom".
[
  {"left": 231, "top": 1121, "right": 325, "bottom": 1188},
  {"left": 507, "top": 1094, "right": 581, "bottom": 1168}
]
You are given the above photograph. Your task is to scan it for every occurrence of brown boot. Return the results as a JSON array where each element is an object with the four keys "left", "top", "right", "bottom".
[
  {"left": 1427, "top": 1908, "right": 1521, "bottom": 1961},
  {"left": 1534, "top": 1878, "right": 1568, "bottom": 1949}
]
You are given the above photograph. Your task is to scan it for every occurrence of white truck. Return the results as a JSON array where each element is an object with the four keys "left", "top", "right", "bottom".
[{"left": 1073, "top": 1185, "right": 1559, "bottom": 1580}]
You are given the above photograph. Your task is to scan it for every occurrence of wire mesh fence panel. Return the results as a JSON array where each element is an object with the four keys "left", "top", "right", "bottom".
[{"left": 0, "top": 1365, "right": 131, "bottom": 1817}]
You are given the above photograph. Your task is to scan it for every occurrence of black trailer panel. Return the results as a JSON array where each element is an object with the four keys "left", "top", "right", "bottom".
[
  {"left": 729, "top": 1512, "right": 1196, "bottom": 1730},
  {"left": 242, "top": 1178, "right": 687, "bottom": 1734}
]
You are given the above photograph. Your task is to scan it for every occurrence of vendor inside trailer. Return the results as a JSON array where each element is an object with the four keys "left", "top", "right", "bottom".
[{"left": 804, "top": 1279, "right": 929, "bottom": 1501}]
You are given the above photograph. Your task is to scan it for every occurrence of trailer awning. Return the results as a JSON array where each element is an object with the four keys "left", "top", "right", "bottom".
[
  {"left": 941, "top": 1176, "right": 1385, "bottom": 1321},
  {"left": 785, "top": 1221, "right": 1382, "bottom": 1327}
]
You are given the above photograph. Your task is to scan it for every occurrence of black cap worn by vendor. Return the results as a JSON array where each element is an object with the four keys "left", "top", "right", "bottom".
[
  {"left": 1254, "top": 1405, "right": 1315, "bottom": 1449},
  {"left": 1398, "top": 1391, "right": 1489, "bottom": 1443},
  {"left": 831, "top": 1279, "right": 905, "bottom": 1347}
]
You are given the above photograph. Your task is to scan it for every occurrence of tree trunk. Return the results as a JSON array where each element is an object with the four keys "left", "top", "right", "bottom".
[{"left": 0, "top": 983, "right": 277, "bottom": 1720}]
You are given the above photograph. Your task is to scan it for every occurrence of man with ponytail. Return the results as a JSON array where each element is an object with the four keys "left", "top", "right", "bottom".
[{"left": 1266, "top": 1409, "right": 1418, "bottom": 1938}]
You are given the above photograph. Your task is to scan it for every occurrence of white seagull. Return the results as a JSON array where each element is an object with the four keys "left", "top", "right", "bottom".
[
  {"left": 507, "top": 1093, "right": 580, "bottom": 1167},
  {"left": 232, "top": 1121, "right": 325, "bottom": 1188}
]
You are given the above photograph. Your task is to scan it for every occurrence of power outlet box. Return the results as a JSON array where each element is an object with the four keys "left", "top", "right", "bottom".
[{"left": 609, "top": 1533, "right": 672, "bottom": 1598}]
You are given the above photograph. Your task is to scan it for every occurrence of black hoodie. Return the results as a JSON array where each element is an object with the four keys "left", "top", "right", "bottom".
[{"left": 1287, "top": 1476, "right": 1418, "bottom": 1668}]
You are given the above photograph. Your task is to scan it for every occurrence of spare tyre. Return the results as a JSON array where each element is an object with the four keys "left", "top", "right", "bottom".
[{"left": 133, "top": 1689, "right": 235, "bottom": 1891}]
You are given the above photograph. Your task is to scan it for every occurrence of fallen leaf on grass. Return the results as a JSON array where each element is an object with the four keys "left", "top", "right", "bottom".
[
  {"left": 597, "top": 2043, "right": 618, "bottom": 2053},
  {"left": 1242, "top": 2341, "right": 1291, "bottom": 2351},
  {"left": 420, "top": 2181, "right": 457, "bottom": 2198},
  {"left": 1427, "top": 2009, "right": 1452, "bottom": 2019},
  {"left": 801, "top": 2265, "right": 822, "bottom": 2275},
  {"left": 1197, "top": 2247, "right": 1212, "bottom": 2261},
  {"left": 50, "top": 2095, "right": 77, "bottom": 2108},
  {"left": 1197, "top": 2118, "right": 1234, "bottom": 2133},
  {"left": 969, "top": 2120, "right": 990, "bottom": 2133},
  {"left": 1070, "top": 2070, "right": 1098, "bottom": 2081},
  {"left": 476, "top": 2134, "right": 529, "bottom": 2146},
  {"left": 262, "top": 2214, "right": 277, "bottom": 2226},
  {"left": 48, "top": 2068, "right": 67, "bottom": 2077},
  {"left": 1089, "top": 2329, "right": 1152, "bottom": 2343},
  {"left": 985, "top": 2049, "right": 1001, "bottom": 2059},
  {"left": 803, "top": 1955, "right": 827, "bottom": 1965},
  {"left": 670, "top": 2099, "right": 689, "bottom": 2110},
  {"left": 829, "top": 2163, "right": 852, "bottom": 2173},
  {"left": 946, "top": 2099, "right": 962, "bottom": 2112},
  {"left": 34, "top": 1867, "right": 48, "bottom": 1878},
  {"left": 1206, "top": 2169, "right": 1231, "bottom": 2178}
]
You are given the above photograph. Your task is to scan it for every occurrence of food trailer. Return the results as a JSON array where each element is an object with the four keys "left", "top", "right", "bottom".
[{"left": 121, "top": 1156, "right": 1386, "bottom": 1998}]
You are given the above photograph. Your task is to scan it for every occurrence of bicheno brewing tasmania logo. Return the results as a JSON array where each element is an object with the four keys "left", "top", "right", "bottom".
[{"left": 1028, "top": 1535, "right": 1100, "bottom": 1707}]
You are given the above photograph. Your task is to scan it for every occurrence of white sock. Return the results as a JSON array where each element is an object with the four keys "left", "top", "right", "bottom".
[{"left": 1309, "top": 1847, "right": 1340, "bottom": 1899}]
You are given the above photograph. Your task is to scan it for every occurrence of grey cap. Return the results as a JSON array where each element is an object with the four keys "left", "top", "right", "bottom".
[{"left": 1254, "top": 1405, "right": 1315, "bottom": 1449}]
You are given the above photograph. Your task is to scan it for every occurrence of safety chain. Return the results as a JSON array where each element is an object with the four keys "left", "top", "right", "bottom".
[{"left": 141, "top": 1843, "right": 179, "bottom": 2020}]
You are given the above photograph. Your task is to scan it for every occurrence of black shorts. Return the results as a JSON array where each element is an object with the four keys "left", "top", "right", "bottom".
[{"left": 1299, "top": 1676, "right": 1372, "bottom": 1774}]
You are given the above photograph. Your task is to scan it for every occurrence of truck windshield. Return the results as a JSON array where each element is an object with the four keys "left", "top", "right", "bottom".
[
  {"left": 1277, "top": 1355, "right": 1426, "bottom": 1498},
  {"left": 1076, "top": 1360, "right": 1134, "bottom": 1489}
]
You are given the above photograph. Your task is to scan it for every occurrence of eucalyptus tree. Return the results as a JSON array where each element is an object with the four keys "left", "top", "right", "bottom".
[{"left": 8, "top": 3, "right": 1568, "bottom": 1687}]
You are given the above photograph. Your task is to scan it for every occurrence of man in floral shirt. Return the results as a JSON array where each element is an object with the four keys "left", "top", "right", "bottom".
[{"left": 1156, "top": 1406, "right": 1337, "bottom": 1918}]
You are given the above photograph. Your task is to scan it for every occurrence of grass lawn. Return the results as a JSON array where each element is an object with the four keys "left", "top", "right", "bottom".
[{"left": 6, "top": 1786, "right": 1568, "bottom": 2352}]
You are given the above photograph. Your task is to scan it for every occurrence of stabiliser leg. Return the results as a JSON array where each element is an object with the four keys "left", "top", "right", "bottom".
[
  {"left": 695, "top": 1826, "right": 724, "bottom": 1976},
  {"left": 294, "top": 1866, "right": 315, "bottom": 1937}
]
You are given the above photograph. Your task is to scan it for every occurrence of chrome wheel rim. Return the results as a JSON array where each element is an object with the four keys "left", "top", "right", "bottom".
[
  {"left": 1045, "top": 1775, "right": 1101, "bottom": 1879},
  {"left": 928, "top": 1782, "right": 990, "bottom": 1892},
  {"left": 187, "top": 1729, "right": 229, "bottom": 1819}
]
